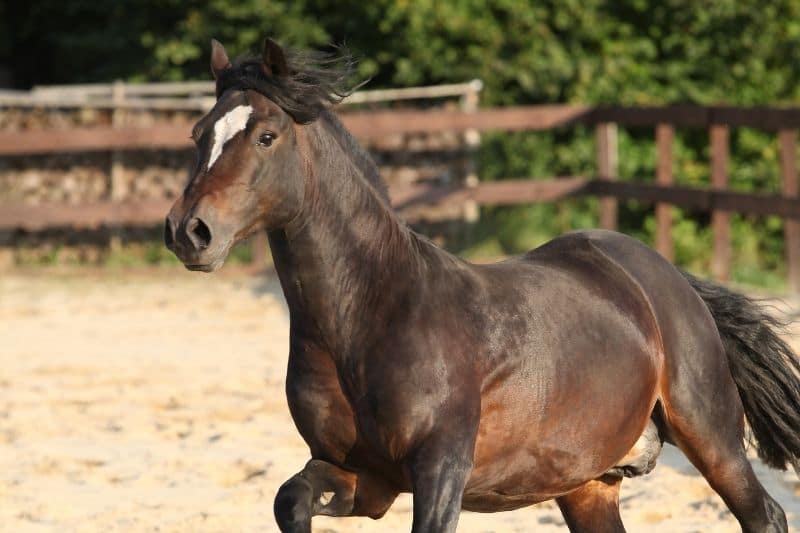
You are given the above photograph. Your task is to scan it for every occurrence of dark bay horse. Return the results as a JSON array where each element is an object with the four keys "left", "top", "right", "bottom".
[{"left": 165, "top": 38, "right": 800, "bottom": 532}]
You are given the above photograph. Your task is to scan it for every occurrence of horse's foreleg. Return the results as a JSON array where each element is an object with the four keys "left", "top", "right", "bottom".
[
  {"left": 406, "top": 433, "right": 475, "bottom": 533},
  {"left": 273, "top": 459, "right": 398, "bottom": 533},
  {"left": 556, "top": 475, "right": 626, "bottom": 533}
]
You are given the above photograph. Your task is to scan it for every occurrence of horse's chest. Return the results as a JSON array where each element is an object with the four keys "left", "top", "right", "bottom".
[{"left": 285, "top": 347, "right": 359, "bottom": 464}]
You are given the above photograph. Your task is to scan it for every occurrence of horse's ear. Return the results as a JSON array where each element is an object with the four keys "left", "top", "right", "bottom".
[
  {"left": 262, "top": 38, "right": 289, "bottom": 77},
  {"left": 210, "top": 39, "right": 232, "bottom": 80}
]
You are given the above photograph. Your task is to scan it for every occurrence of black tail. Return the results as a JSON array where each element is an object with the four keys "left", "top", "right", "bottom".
[{"left": 683, "top": 271, "right": 800, "bottom": 473}]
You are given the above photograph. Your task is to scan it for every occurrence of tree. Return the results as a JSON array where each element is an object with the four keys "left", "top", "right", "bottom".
[{"left": 3, "top": 0, "right": 799, "bottom": 286}]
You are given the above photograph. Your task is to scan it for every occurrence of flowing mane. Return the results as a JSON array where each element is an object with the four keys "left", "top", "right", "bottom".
[
  {"left": 317, "top": 109, "right": 390, "bottom": 202},
  {"left": 215, "top": 45, "right": 389, "bottom": 201}
]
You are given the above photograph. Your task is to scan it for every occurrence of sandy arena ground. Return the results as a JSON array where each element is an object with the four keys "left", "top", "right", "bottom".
[{"left": 1, "top": 268, "right": 798, "bottom": 532}]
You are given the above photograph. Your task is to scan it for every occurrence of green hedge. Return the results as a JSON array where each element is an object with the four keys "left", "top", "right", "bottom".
[{"left": 3, "top": 1, "right": 799, "bottom": 286}]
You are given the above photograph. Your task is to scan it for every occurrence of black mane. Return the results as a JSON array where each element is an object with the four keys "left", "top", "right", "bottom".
[
  {"left": 318, "top": 109, "right": 390, "bottom": 202},
  {"left": 215, "top": 47, "right": 357, "bottom": 124},
  {"left": 215, "top": 45, "right": 389, "bottom": 202}
]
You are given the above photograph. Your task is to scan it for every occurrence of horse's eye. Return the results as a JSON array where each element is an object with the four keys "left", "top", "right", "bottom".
[{"left": 257, "top": 133, "right": 275, "bottom": 147}]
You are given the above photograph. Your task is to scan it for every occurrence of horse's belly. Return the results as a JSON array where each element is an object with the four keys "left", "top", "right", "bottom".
[{"left": 465, "top": 341, "right": 659, "bottom": 510}]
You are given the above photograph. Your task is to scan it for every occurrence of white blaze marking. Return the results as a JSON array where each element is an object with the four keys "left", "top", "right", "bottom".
[{"left": 207, "top": 105, "right": 253, "bottom": 170}]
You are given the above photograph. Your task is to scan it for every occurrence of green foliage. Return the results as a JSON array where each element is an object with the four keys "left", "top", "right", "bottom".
[
  {"left": 9, "top": 1, "right": 800, "bottom": 105},
  {"left": 3, "top": 1, "right": 800, "bottom": 285}
]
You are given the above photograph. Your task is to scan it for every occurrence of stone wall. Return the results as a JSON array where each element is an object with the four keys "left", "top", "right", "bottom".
[
  {"left": 0, "top": 103, "right": 475, "bottom": 260},
  {"left": 0, "top": 107, "right": 196, "bottom": 206}
]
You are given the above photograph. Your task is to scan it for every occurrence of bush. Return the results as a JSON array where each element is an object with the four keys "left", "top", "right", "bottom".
[{"left": 3, "top": 1, "right": 799, "bottom": 286}]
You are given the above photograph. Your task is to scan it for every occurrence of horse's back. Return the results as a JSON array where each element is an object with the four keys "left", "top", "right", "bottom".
[
  {"left": 525, "top": 229, "right": 714, "bottom": 343},
  {"left": 543, "top": 230, "right": 723, "bottom": 393}
]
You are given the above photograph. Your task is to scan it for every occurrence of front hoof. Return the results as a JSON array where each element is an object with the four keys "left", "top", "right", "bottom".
[{"left": 274, "top": 476, "right": 314, "bottom": 533}]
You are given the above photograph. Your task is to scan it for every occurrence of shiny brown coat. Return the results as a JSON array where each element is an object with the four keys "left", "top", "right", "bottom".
[{"left": 165, "top": 39, "right": 799, "bottom": 533}]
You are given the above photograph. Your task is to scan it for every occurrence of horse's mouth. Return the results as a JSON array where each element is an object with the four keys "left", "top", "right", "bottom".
[{"left": 178, "top": 242, "right": 233, "bottom": 273}]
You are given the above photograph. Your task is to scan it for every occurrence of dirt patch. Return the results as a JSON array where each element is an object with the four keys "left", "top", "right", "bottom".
[{"left": 1, "top": 269, "right": 797, "bottom": 532}]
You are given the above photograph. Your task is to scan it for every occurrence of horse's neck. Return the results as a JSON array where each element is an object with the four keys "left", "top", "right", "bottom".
[{"left": 270, "top": 126, "right": 422, "bottom": 356}]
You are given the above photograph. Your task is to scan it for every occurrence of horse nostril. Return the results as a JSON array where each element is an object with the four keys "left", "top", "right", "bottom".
[
  {"left": 186, "top": 217, "right": 212, "bottom": 250},
  {"left": 164, "top": 217, "right": 175, "bottom": 249}
]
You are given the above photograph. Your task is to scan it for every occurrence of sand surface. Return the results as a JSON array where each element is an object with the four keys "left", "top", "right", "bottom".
[{"left": 1, "top": 269, "right": 798, "bottom": 532}]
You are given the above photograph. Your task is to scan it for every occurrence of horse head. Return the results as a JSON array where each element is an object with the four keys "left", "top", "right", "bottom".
[{"left": 165, "top": 38, "right": 350, "bottom": 271}]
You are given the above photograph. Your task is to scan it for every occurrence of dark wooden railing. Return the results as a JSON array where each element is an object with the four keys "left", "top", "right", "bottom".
[{"left": 2, "top": 104, "right": 800, "bottom": 288}]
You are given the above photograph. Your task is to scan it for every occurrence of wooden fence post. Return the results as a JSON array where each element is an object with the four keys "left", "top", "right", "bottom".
[
  {"left": 596, "top": 122, "right": 618, "bottom": 230},
  {"left": 110, "top": 80, "right": 126, "bottom": 251},
  {"left": 779, "top": 129, "right": 800, "bottom": 292},
  {"left": 460, "top": 79, "right": 482, "bottom": 224},
  {"left": 655, "top": 123, "right": 674, "bottom": 261},
  {"left": 710, "top": 125, "right": 731, "bottom": 282}
]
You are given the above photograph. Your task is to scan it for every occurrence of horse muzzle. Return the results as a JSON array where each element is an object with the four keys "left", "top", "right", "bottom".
[{"left": 165, "top": 202, "right": 232, "bottom": 272}]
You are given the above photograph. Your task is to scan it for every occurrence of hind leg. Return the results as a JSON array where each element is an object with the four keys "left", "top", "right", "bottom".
[
  {"left": 661, "top": 348, "right": 787, "bottom": 532},
  {"left": 556, "top": 475, "right": 625, "bottom": 533},
  {"left": 666, "top": 417, "right": 786, "bottom": 532}
]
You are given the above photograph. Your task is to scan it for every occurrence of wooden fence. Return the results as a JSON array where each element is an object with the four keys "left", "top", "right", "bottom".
[{"left": 2, "top": 94, "right": 800, "bottom": 289}]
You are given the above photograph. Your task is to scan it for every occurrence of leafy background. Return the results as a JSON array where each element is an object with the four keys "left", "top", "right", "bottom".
[{"left": 3, "top": 0, "right": 800, "bottom": 287}]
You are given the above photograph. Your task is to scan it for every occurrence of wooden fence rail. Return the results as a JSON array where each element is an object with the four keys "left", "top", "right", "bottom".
[
  {"left": 3, "top": 101, "right": 800, "bottom": 288},
  {"left": 4, "top": 177, "right": 799, "bottom": 225},
  {"left": 0, "top": 80, "right": 483, "bottom": 111},
  {"left": 6, "top": 104, "right": 800, "bottom": 157}
]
